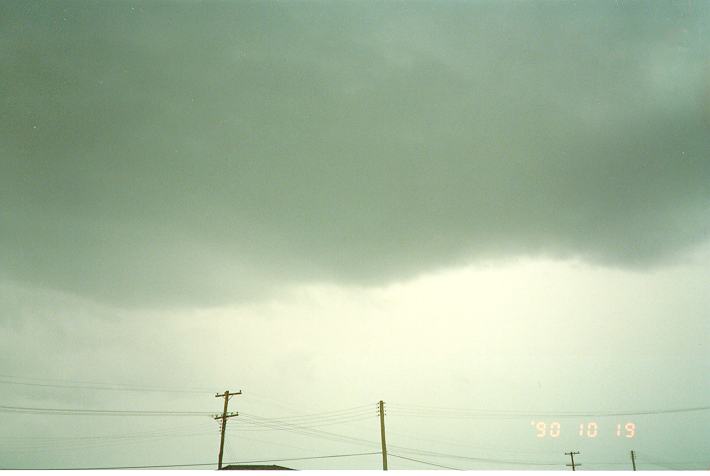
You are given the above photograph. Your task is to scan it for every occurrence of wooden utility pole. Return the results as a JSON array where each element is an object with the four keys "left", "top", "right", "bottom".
[
  {"left": 215, "top": 390, "right": 241, "bottom": 470},
  {"left": 565, "top": 451, "right": 581, "bottom": 471},
  {"left": 378, "top": 400, "right": 388, "bottom": 470},
  {"left": 631, "top": 450, "right": 637, "bottom": 471}
]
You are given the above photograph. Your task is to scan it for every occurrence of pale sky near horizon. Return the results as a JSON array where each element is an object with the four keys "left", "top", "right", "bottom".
[{"left": 1, "top": 0, "right": 709, "bottom": 470}]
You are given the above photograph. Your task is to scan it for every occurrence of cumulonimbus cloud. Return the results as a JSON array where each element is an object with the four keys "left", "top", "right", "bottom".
[{"left": 2, "top": 1, "right": 709, "bottom": 307}]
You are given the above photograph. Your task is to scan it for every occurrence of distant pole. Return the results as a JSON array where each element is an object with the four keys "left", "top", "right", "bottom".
[
  {"left": 631, "top": 450, "right": 637, "bottom": 471},
  {"left": 565, "top": 451, "right": 581, "bottom": 471},
  {"left": 378, "top": 400, "right": 388, "bottom": 470},
  {"left": 215, "top": 390, "right": 241, "bottom": 470}
]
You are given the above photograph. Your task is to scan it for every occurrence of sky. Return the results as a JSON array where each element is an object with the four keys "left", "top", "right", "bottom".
[{"left": 1, "top": 0, "right": 709, "bottom": 470}]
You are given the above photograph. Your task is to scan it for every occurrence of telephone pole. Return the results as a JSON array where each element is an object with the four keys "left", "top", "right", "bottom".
[
  {"left": 378, "top": 400, "right": 388, "bottom": 470},
  {"left": 565, "top": 451, "right": 581, "bottom": 471},
  {"left": 215, "top": 390, "right": 241, "bottom": 470},
  {"left": 630, "top": 450, "right": 637, "bottom": 471}
]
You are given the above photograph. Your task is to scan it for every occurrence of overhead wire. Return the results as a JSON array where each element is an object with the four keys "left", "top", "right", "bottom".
[
  {"left": 633, "top": 451, "right": 708, "bottom": 470},
  {"left": 237, "top": 412, "right": 559, "bottom": 469},
  {"left": 5, "top": 396, "right": 706, "bottom": 470},
  {"left": 238, "top": 404, "right": 373, "bottom": 421},
  {"left": 231, "top": 394, "right": 394, "bottom": 451},
  {"left": 0, "top": 402, "right": 379, "bottom": 458},
  {"left": 389, "top": 453, "right": 464, "bottom": 470},
  {"left": 236, "top": 413, "right": 380, "bottom": 449},
  {"left": 236, "top": 421, "right": 377, "bottom": 448},
  {"left": 235, "top": 409, "right": 375, "bottom": 431},
  {"left": 0, "top": 422, "right": 214, "bottom": 444},
  {"left": 223, "top": 398, "right": 384, "bottom": 461},
  {"left": 0, "top": 418, "right": 218, "bottom": 455},
  {"left": 383, "top": 426, "right": 559, "bottom": 459},
  {"left": 387, "top": 443, "right": 560, "bottom": 467},
  {"left": 227, "top": 432, "right": 314, "bottom": 453},
  {"left": 237, "top": 395, "right": 383, "bottom": 445},
  {"left": 1, "top": 452, "right": 382, "bottom": 470},
  {"left": 2, "top": 430, "right": 217, "bottom": 454},
  {"left": 388, "top": 402, "right": 710, "bottom": 418},
  {"left": 0, "top": 404, "right": 212, "bottom": 417},
  {"left": 231, "top": 405, "right": 560, "bottom": 468},
  {"left": 233, "top": 415, "right": 375, "bottom": 432},
  {"left": 0, "top": 373, "right": 213, "bottom": 394},
  {"left": 235, "top": 405, "right": 373, "bottom": 425}
]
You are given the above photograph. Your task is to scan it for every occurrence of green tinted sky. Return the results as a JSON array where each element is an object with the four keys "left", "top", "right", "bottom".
[{"left": 1, "top": 0, "right": 709, "bottom": 470}]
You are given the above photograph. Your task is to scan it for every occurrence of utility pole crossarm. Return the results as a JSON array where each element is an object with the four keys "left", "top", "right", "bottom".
[
  {"left": 213, "top": 412, "right": 239, "bottom": 420},
  {"left": 216, "top": 390, "right": 242, "bottom": 398}
]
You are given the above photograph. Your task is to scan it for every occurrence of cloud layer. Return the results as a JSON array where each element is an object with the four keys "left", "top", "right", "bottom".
[{"left": 2, "top": 0, "right": 709, "bottom": 307}]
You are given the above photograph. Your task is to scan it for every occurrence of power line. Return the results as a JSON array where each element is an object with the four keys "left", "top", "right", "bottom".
[
  {"left": 231, "top": 414, "right": 375, "bottom": 431},
  {"left": 0, "top": 402, "right": 378, "bottom": 451},
  {"left": 245, "top": 393, "right": 379, "bottom": 427},
  {"left": 237, "top": 421, "right": 379, "bottom": 449},
  {"left": 633, "top": 451, "right": 708, "bottom": 470},
  {"left": 0, "top": 373, "right": 212, "bottom": 394},
  {"left": 0, "top": 421, "right": 212, "bottom": 441},
  {"left": 643, "top": 461, "right": 708, "bottom": 470},
  {"left": 387, "top": 443, "right": 560, "bottom": 467},
  {"left": 244, "top": 452, "right": 382, "bottom": 464},
  {"left": 1, "top": 431, "right": 217, "bottom": 454},
  {"left": 236, "top": 406, "right": 374, "bottom": 427},
  {"left": 383, "top": 425, "right": 557, "bottom": 458},
  {"left": 0, "top": 426, "right": 214, "bottom": 444},
  {"left": 239, "top": 404, "right": 373, "bottom": 421},
  {"left": 388, "top": 402, "right": 710, "bottom": 417},
  {"left": 0, "top": 404, "right": 212, "bottom": 417},
  {"left": 236, "top": 411, "right": 376, "bottom": 432},
  {"left": 0, "top": 378, "right": 211, "bottom": 394},
  {"left": 236, "top": 413, "right": 380, "bottom": 449},
  {"left": 227, "top": 432, "right": 313, "bottom": 453},
  {"left": 0, "top": 421, "right": 217, "bottom": 454},
  {"left": 389, "top": 453, "right": 463, "bottom": 470},
  {"left": 241, "top": 413, "right": 379, "bottom": 440},
  {"left": 2, "top": 452, "right": 382, "bottom": 470},
  {"left": 240, "top": 393, "right": 382, "bottom": 440}
]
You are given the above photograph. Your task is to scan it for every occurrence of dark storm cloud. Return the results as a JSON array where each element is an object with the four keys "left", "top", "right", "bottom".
[{"left": 2, "top": 0, "right": 709, "bottom": 307}]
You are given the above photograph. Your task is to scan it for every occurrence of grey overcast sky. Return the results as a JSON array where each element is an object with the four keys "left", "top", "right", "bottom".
[{"left": 1, "top": 0, "right": 709, "bottom": 470}]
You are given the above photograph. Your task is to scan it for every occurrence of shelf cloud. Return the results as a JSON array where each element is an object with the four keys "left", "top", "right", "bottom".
[{"left": 2, "top": 0, "right": 709, "bottom": 307}]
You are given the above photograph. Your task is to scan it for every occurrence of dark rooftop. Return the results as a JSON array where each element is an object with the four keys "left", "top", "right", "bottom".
[{"left": 222, "top": 464, "right": 293, "bottom": 470}]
